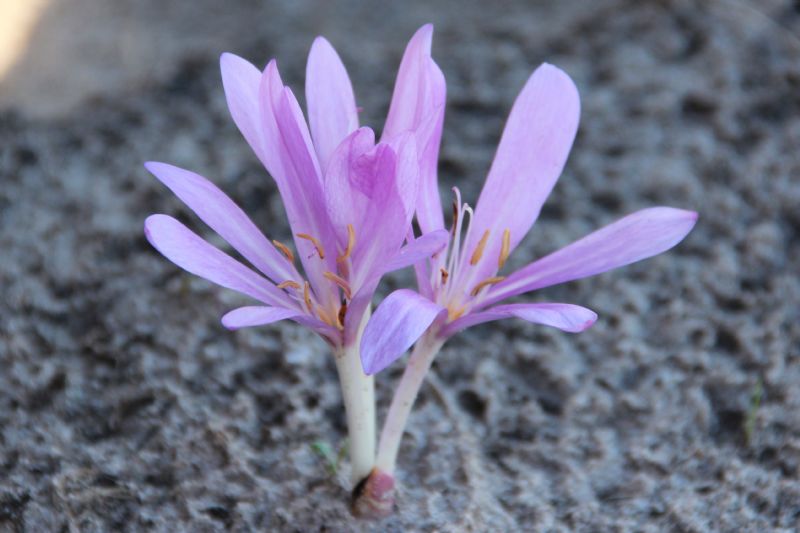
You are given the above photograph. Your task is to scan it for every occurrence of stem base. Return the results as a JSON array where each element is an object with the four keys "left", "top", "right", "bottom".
[{"left": 351, "top": 468, "right": 395, "bottom": 519}]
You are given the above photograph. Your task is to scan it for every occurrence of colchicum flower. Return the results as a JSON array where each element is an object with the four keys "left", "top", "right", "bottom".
[
  {"left": 143, "top": 26, "right": 447, "bottom": 493},
  {"left": 357, "top": 59, "right": 697, "bottom": 512}
]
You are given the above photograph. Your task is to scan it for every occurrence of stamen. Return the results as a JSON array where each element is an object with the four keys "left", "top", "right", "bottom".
[
  {"left": 469, "top": 230, "right": 490, "bottom": 266},
  {"left": 337, "top": 224, "right": 356, "bottom": 263},
  {"left": 276, "top": 280, "right": 301, "bottom": 290},
  {"left": 470, "top": 276, "right": 506, "bottom": 296},
  {"left": 498, "top": 229, "right": 511, "bottom": 269},
  {"left": 317, "top": 306, "right": 340, "bottom": 329},
  {"left": 296, "top": 233, "right": 326, "bottom": 259},
  {"left": 447, "top": 305, "right": 466, "bottom": 321},
  {"left": 323, "top": 271, "right": 353, "bottom": 300},
  {"left": 440, "top": 267, "right": 449, "bottom": 284},
  {"left": 337, "top": 302, "right": 348, "bottom": 329},
  {"left": 273, "top": 239, "right": 295, "bottom": 264},
  {"left": 303, "top": 281, "right": 314, "bottom": 313}
]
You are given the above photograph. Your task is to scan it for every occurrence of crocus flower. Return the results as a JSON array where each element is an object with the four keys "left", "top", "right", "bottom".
[
  {"left": 143, "top": 26, "right": 447, "bottom": 488},
  {"left": 356, "top": 61, "right": 697, "bottom": 513}
]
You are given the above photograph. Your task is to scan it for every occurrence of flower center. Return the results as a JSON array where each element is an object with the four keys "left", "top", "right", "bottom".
[{"left": 432, "top": 188, "right": 510, "bottom": 322}]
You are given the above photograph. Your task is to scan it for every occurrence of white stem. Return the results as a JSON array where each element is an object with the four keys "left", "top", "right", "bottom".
[
  {"left": 375, "top": 331, "right": 445, "bottom": 474},
  {"left": 334, "top": 342, "right": 376, "bottom": 485}
]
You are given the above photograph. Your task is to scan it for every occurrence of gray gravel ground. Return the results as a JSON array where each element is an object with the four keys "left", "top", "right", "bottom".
[{"left": 1, "top": 0, "right": 800, "bottom": 531}]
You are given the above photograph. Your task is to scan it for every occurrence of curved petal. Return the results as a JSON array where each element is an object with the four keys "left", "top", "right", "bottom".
[
  {"left": 484, "top": 207, "right": 699, "bottom": 307},
  {"left": 144, "top": 215, "right": 294, "bottom": 309},
  {"left": 462, "top": 63, "right": 580, "bottom": 284},
  {"left": 220, "top": 53, "right": 267, "bottom": 165},
  {"left": 384, "top": 229, "right": 449, "bottom": 273},
  {"left": 144, "top": 162, "right": 299, "bottom": 284},
  {"left": 360, "top": 289, "right": 445, "bottom": 375},
  {"left": 306, "top": 36, "right": 359, "bottom": 171},
  {"left": 269, "top": 85, "right": 340, "bottom": 307},
  {"left": 382, "top": 24, "right": 446, "bottom": 234},
  {"left": 323, "top": 126, "right": 378, "bottom": 244},
  {"left": 442, "top": 302, "right": 597, "bottom": 337},
  {"left": 222, "top": 306, "right": 303, "bottom": 330}
]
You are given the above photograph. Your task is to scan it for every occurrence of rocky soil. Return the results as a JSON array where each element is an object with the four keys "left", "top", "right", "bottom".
[{"left": 1, "top": 0, "right": 799, "bottom": 531}]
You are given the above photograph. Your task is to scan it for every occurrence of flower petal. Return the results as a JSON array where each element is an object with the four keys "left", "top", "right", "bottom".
[
  {"left": 306, "top": 36, "right": 359, "bottom": 171},
  {"left": 360, "top": 289, "right": 445, "bottom": 375},
  {"left": 144, "top": 162, "right": 299, "bottom": 284},
  {"left": 269, "top": 84, "right": 340, "bottom": 307},
  {"left": 463, "top": 63, "right": 580, "bottom": 283},
  {"left": 220, "top": 53, "right": 267, "bottom": 165},
  {"left": 443, "top": 302, "right": 597, "bottom": 337},
  {"left": 384, "top": 229, "right": 449, "bottom": 273},
  {"left": 382, "top": 24, "right": 446, "bottom": 233},
  {"left": 323, "top": 126, "right": 379, "bottom": 245},
  {"left": 222, "top": 306, "right": 302, "bottom": 330},
  {"left": 484, "top": 207, "right": 699, "bottom": 306},
  {"left": 144, "top": 214, "right": 294, "bottom": 308}
]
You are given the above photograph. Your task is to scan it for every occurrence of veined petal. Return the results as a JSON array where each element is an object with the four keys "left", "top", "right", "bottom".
[
  {"left": 360, "top": 289, "right": 445, "bottom": 375},
  {"left": 144, "top": 162, "right": 299, "bottom": 284},
  {"left": 484, "top": 207, "right": 699, "bottom": 306},
  {"left": 383, "top": 24, "right": 434, "bottom": 139},
  {"left": 463, "top": 64, "right": 580, "bottom": 284},
  {"left": 269, "top": 84, "right": 340, "bottom": 306},
  {"left": 306, "top": 36, "right": 359, "bottom": 171},
  {"left": 383, "top": 24, "right": 446, "bottom": 234},
  {"left": 384, "top": 229, "right": 449, "bottom": 273},
  {"left": 222, "top": 306, "right": 303, "bottom": 330},
  {"left": 324, "top": 127, "right": 379, "bottom": 245},
  {"left": 442, "top": 302, "right": 597, "bottom": 337},
  {"left": 144, "top": 215, "right": 294, "bottom": 309}
]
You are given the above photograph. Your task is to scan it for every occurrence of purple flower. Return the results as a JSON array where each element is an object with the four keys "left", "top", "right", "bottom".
[
  {"left": 142, "top": 26, "right": 448, "bottom": 487},
  {"left": 360, "top": 63, "right": 698, "bottom": 375},
  {"left": 144, "top": 25, "right": 447, "bottom": 348}
]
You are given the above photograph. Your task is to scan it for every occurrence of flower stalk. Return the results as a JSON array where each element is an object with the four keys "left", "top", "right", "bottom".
[
  {"left": 375, "top": 330, "right": 444, "bottom": 475},
  {"left": 333, "top": 342, "right": 375, "bottom": 485}
]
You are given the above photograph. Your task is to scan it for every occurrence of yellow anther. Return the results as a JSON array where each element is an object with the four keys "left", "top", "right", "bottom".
[
  {"left": 272, "top": 239, "right": 295, "bottom": 264},
  {"left": 498, "top": 229, "right": 511, "bottom": 269},
  {"left": 323, "top": 271, "right": 352, "bottom": 300},
  {"left": 276, "top": 280, "right": 301, "bottom": 290},
  {"left": 337, "top": 224, "right": 356, "bottom": 263},
  {"left": 316, "top": 306, "right": 340, "bottom": 329},
  {"left": 470, "top": 276, "right": 506, "bottom": 296},
  {"left": 296, "top": 233, "right": 326, "bottom": 259},
  {"left": 303, "top": 281, "right": 314, "bottom": 313},
  {"left": 447, "top": 305, "right": 466, "bottom": 321},
  {"left": 440, "top": 267, "right": 449, "bottom": 284},
  {"left": 470, "top": 230, "right": 490, "bottom": 266}
]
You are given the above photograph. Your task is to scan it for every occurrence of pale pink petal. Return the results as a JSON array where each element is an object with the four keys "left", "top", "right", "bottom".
[
  {"left": 384, "top": 229, "right": 449, "bottom": 272},
  {"left": 383, "top": 24, "right": 446, "bottom": 234},
  {"left": 463, "top": 64, "right": 580, "bottom": 283},
  {"left": 222, "top": 306, "right": 302, "bottom": 330},
  {"left": 332, "top": 136, "right": 420, "bottom": 343},
  {"left": 323, "top": 127, "right": 379, "bottom": 245},
  {"left": 484, "top": 207, "right": 699, "bottom": 306},
  {"left": 220, "top": 53, "right": 267, "bottom": 164},
  {"left": 145, "top": 162, "right": 299, "bottom": 284},
  {"left": 144, "top": 215, "right": 294, "bottom": 309},
  {"left": 306, "top": 37, "right": 359, "bottom": 171},
  {"left": 360, "top": 289, "right": 445, "bottom": 375},
  {"left": 443, "top": 303, "right": 597, "bottom": 337},
  {"left": 270, "top": 86, "right": 340, "bottom": 307}
]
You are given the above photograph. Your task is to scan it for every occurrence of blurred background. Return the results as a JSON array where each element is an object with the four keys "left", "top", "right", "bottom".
[{"left": 1, "top": 0, "right": 799, "bottom": 531}]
